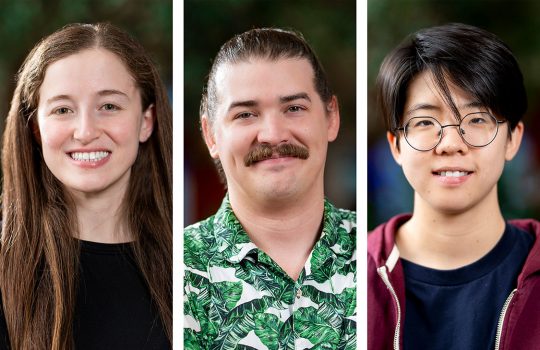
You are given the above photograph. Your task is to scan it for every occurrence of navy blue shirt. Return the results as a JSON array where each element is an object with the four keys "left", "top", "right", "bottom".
[{"left": 401, "top": 223, "right": 534, "bottom": 350}]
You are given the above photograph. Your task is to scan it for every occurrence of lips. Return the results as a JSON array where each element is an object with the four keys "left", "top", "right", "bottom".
[{"left": 432, "top": 167, "right": 474, "bottom": 186}]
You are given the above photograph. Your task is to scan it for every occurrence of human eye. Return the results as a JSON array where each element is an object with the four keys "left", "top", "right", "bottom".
[
  {"left": 464, "top": 113, "right": 496, "bottom": 129},
  {"left": 52, "top": 107, "right": 73, "bottom": 115},
  {"left": 100, "top": 103, "right": 120, "bottom": 112},
  {"left": 469, "top": 116, "right": 488, "bottom": 124},
  {"left": 234, "top": 111, "right": 256, "bottom": 120},
  {"left": 286, "top": 105, "right": 306, "bottom": 113},
  {"left": 409, "top": 118, "right": 435, "bottom": 128}
]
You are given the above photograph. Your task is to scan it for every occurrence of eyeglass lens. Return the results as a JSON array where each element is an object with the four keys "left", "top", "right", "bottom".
[{"left": 404, "top": 113, "right": 499, "bottom": 151}]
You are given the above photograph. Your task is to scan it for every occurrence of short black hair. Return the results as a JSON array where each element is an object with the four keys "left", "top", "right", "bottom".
[{"left": 377, "top": 23, "right": 527, "bottom": 134}]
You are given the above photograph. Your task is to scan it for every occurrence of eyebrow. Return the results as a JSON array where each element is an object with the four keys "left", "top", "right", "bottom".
[
  {"left": 46, "top": 94, "right": 72, "bottom": 105},
  {"left": 45, "top": 90, "right": 129, "bottom": 105},
  {"left": 279, "top": 92, "right": 311, "bottom": 103},
  {"left": 406, "top": 101, "right": 485, "bottom": 115},
  {"left": 97, "top": 89, "right": 130, "bottom": 99},
  {"left": 405, "top": 103, "right": 440, "bottom": 116},
  {"left": 227, "top": 100, "right": 258, "bottom": 112},
  {"left": 227, "top": 92, "right": 312, "bottom": 112},
  {"left": 461, "top": 101, "right": 485, "bottom": 109}
]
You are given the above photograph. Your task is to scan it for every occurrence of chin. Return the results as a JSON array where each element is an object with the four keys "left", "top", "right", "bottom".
[
  {"left": 62, "top": 178, "right": 117, "bottom": 195},
  {"left": 426, "top": 199, "right": 478, "bottom": 216},
  {"left": 256, "top": 184, "right": 298, "bottom": 201},
  {"left": 66, "top": 184, "right": 109, "bottom": 195}
]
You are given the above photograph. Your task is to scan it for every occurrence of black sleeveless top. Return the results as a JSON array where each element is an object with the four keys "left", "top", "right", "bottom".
[{"left": 0, "top": 240, "right": 170, "bottom": 349}]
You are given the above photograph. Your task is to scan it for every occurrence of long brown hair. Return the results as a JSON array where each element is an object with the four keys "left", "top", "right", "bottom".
[{"left": 0, "top": 23, "right": 172, "bottom": 349}]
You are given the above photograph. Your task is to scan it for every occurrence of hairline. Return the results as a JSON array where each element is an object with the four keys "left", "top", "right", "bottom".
[{"left": 205, "top": 55, "right": 330, "bottom": 126}]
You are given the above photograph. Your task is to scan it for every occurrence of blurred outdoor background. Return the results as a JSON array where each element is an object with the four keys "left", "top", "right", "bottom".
[
  {"left": 0, "top": 0, "right": 172, "bottom": 171},
  {"left": 368, "top": 0, "right": 540, "bottom": 229},
  {"left": 184, "top": 0, "right": 356, "bottom": 226}
]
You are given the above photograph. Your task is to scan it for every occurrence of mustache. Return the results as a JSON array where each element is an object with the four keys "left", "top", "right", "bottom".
[{"left": 244, "top": 143, "right": 309, "bottom": 167}]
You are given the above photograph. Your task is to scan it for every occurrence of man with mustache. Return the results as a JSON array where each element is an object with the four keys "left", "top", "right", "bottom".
[{"left": 184, "top": 28, "right": 356, "bottom": 349}]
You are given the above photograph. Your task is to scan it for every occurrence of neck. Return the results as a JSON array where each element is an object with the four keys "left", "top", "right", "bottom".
[
  {"left": 229, "top": 186, "right": 325, "bottom": 280},
  {"left": 396, "top": 187, "right": 505, "bottom": 269},
  {"left": 70, "top": 186, "right": 131, "bottom": 244}
]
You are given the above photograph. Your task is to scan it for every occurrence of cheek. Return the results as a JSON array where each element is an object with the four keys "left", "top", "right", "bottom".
[
  {"left": 110, "top": 124, "right": 137, "bottom": 144},
  {"left": 38, "top": 120, "right": 68, "bottom": 150},
  {"left": 400, "top": 153, "right": 429, "bottom": 185},
  {"left": 216, "top": 128, "right": 252, "bottom": 158},
  {"left": 104, "top": 117, "right": 143, "bottom": 147},
  {"left": 479, "top": 148, "right": 506, "bottom": 180}
]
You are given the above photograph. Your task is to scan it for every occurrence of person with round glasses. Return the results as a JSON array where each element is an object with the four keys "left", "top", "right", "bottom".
[
  {"left": 396, "top": 112, "right": 506, "bottom": 151},
  {"left": 368, "top": 23, "right": 540, "bottom": 350}
]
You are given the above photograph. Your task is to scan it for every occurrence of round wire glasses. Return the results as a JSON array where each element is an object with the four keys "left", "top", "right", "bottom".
[{"left": 394, "top": 112, "right": 507, "bottom": 151}]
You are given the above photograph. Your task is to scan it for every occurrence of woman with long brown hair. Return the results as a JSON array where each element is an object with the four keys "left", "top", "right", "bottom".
[{"left": 0, "top": 23, "right": 172, "bottom": 349}]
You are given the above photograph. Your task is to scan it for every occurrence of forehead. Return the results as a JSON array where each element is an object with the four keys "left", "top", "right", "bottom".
[
  {"left": 39, "top": 48, "right": 138, "bottom": 101},
  {"left": 406, "top": 71, "right": 473, "bottom": 105},
  {"left": 213, "top": 58, "right": 317, "bottom": 108},
  {"left": 405, "top": 71, "right": 478, "bottom": 112}
]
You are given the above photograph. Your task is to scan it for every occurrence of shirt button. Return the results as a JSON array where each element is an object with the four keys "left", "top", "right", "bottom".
[{"left": 296, "top": 289, "right": 302, "bottom": 298}]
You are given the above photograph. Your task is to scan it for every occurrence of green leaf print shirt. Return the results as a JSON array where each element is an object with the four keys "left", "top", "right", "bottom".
[{"left": 184, "top": 196, "right": 356, "bottom": 350}]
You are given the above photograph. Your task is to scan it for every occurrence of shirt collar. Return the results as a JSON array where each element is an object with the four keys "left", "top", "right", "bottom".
[
  {"left": 212, "top": 195, "right": 354, "bottom": 264},
  {"left": 212, "top": 195, "right": 257, "bottom": 263}
]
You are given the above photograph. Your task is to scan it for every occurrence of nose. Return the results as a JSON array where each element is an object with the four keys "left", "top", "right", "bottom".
[
  {"left": 73, "top": 110, "right": 101, "bottom": 144},
  {"left": 434, "top": 124, "right": 469, "bottom": 155},
  {"left": 256, "top": 113, "right": 290, "bottom": 145}
]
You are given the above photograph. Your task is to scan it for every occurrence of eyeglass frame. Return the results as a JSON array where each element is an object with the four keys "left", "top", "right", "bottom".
[{"left": 393, "top": 112, "right": 507, "bottom": 152}]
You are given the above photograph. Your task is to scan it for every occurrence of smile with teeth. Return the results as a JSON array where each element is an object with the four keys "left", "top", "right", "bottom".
[
  {"left": 70, "top": 151, "right": 110, "bottom": 162},
  {"left": 437, "top": 171, "right": 471, "bottom": 177}
]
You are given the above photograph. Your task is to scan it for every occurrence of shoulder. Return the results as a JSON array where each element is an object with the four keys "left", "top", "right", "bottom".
[
  {"left": 323, "top": 203, "right": 356, "bottom": 258},
  {"left": 333, "top": 207, "right": 356, "bottom": 240},
  {"left": 184, "top": 215, "right": 218, "bottom": 270},
  {"left": 368, "top": 214, "right": 411, "bottom": 264},
  {"left": 508, "top": 218, "right": 540, "bottom": 239},
  {"left": 325, "top": 200, "right": 356, "bottom": 233},
  {"left": 335, "top": 206, "right": 356, "bottom": 222},
  {"left": 508, "top": 219, "right": 540, "bottom": 278},
  {"left": 336, "top": 208, "right": 356, "bottom": 232},
  {"left": 184, "top": 215, "right": 215, "bottom": 242}
]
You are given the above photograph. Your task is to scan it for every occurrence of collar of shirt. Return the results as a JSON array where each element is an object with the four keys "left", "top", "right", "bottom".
[{"left": 211, "top": 194, "right": 355, "bottom": 268}]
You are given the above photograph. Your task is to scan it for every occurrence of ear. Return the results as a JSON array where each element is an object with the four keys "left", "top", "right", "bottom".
[
  {"left": 505, "top": 121, "right": 524, "bottom": 161},
  {"left": 31, "top": 119, "right": 42, "bottom": 145},
  {"left": 326, "top": 95, "right": 340, "bottom": 142},
  {"left": 387, "top": 131, "right": 402, "bottom": 166},
  {"left": 201, "top": 114, "right": 219, "bottom": 159},
  {"left": 139, "top": 104, "right": 155, "bottom": 142}
]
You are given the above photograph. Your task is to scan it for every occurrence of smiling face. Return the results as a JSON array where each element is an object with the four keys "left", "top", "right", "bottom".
[
  {"left": 202, "top": 58, "right": 339, "bottom": 204},
  {"left": 388, "top": 70, "right": 523, "bottom": 215},
  {"left": 37, "top": 48, "right": 154, "bottom": 197}
]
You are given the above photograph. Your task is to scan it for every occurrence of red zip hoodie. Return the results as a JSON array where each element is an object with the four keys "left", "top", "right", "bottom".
[{"left": 368, "top": 214, "right": 540, "bottom": 350}]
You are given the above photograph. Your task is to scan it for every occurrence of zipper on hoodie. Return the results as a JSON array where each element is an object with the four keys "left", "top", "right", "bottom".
[
  {"left": 377, "top": 266, "right": 401, "bottom": 350},
  {"left": 494, "top": 288, "right": 517, "bottom": 350}
]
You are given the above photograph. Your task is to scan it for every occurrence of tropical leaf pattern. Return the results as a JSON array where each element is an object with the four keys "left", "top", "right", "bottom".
[{"left": 184, "top": 196, "right": 356, "bottom": 349}]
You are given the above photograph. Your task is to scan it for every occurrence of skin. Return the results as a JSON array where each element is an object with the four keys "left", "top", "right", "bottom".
[
  {"left": 387, "top": 71, "right": 524, "bottom": 269},
  {"left": 37, "top": 48, "right": 154, "bottom": 243},
  {"left": 202, "top": 58, "right": 340, "bottom": 279}
]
